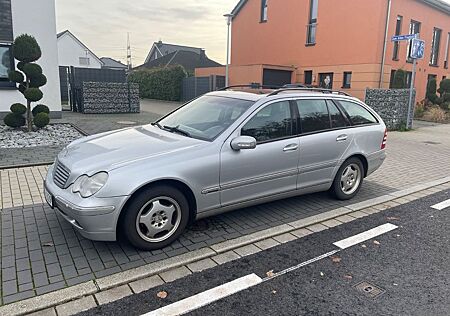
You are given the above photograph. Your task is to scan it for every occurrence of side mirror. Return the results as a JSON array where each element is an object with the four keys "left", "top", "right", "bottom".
[{"left": 230, "top": 136, "right": 257, "bottom": 151}]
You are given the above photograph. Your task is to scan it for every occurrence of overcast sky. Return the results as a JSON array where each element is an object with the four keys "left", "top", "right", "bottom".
[{"left": 56, "top": 0, "right": 234, "bottom": 66}]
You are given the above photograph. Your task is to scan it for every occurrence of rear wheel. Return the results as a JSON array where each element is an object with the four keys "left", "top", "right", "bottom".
[
  {"left": 121, "top": 185, "right": 189, "bottom": 250},
  {"left": 331, "top": 157, "right": 364, "bottom": 200}
]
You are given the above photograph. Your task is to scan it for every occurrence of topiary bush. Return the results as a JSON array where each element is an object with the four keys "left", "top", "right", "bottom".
[
  {"left": 426, "top": 78, "right": 438, "bottom": 104},
  {"left": 3, "top": 34, "right": 49, "bottom": 131},
  {"left": 128, "top": 65, "right": 187, "bottom": 101},
  {"left": 4, "top": 113, "right": 26, "bottom": 128},
  {"left": 10, "top": 103, "right": 27, "bottom": 115},
  {"left": 32, "top": 104, "right": 50, "bottom": 117},
  {"left": 392, "top": 69, "right": 407, "bottom": 89},
  {"left": 33, "top": 112, "right": 50, "bottom": 128}
]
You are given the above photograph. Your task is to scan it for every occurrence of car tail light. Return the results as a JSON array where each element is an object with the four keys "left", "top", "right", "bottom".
[{"left": 381, "top": 129, "right": 387, "bottom": 149}]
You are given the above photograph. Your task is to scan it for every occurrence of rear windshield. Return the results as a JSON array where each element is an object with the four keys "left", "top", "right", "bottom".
[{"left": 158, "top": 96, "right": 254, "bottom": 141}]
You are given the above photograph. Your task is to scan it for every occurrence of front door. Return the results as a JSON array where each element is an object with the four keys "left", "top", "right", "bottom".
[
  {"left": 220, "top": 100, "right": 299, "bottom": 206},
  {"left": 295, "top": 99, "right": 353, "bottom": 189}
]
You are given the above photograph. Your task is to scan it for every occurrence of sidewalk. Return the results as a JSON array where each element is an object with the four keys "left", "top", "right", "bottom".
[{"left": 0, "top": 120, "right": 450, "bottom": 308}]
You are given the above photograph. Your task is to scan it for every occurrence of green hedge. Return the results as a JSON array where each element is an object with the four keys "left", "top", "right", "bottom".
[{"left": 128, "top": 65, "right": 187, "bottom": 101}]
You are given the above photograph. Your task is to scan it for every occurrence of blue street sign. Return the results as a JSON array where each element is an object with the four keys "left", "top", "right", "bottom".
[
  {"left": 391, "top": 34, "right": 417, "bottom": 41},
  {"left": 410, "top": 38, "right": 425, "bottom": 59}
]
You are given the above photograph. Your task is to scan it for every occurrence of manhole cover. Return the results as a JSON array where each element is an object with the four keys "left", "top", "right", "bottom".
[
  {"left": 423, "top": 141, "right": 441, "bottom": 145},
  {"left": 117, "top": 121, "right": 137, "bottom": 125},
  {"left": 354, "top": 281, "right": 385, "bottom": 298}
]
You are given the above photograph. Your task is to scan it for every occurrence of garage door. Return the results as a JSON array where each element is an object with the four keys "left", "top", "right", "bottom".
[{"left": 263, "top": 69, "right": 292, "bottom": 87}]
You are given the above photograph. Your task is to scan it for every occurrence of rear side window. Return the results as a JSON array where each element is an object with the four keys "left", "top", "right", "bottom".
[
  {"left": 241, "top": 101, "right": 293, "bottom": 142},
  {"left": 338, "top": 100, "right": 378, "bottom": 125},
  {"left": 327, "top": 100, "right": 347, "bottom": 128},
  {"left": 296, "top": 99, "right": 330, "bottom": 133}
]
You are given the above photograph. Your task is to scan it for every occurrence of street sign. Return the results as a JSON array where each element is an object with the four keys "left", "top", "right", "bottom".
[
  {"left": 410, "top": 38, "right": 425, "bottom": 59},
  {"left": 391, "top": 34, "right": 417, "bottom": 41}
]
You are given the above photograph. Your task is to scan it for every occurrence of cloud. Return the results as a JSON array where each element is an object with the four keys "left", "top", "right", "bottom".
[{"left": 56, "top": 0, "right": 235, "bottom": 65}]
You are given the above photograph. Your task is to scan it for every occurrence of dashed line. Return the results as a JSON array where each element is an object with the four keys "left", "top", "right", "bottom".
[
  {"left": 333, "top": 223, "right": 398, "bottom": 249},
  {"left": 430, "top": 199, "right": 450, "bottom": 210}
]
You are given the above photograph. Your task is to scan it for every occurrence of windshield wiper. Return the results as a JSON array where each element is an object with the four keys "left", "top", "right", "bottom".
[
  {"left": 163, "top": 125, "right": 191, "bottom": 137},
  {"left": 151, "top": 122, "right": 163, "bottom": 129}
]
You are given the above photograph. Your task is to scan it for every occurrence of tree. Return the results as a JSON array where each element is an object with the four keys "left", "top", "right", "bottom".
[
  {"left": 426, "top": 77, "right": 439, "bottom": 104},
  {"left": 391, "top": 69, "right": 407, "bottom": 89},
  {"left": 7, "top": 34, "right": 48, "bottom": 132}
]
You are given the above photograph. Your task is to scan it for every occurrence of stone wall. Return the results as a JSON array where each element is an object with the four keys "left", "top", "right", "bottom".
[
  {"left": 365, "top": 88, "right": 415, "bottom": 130},
  {"left": 81, "top": 82, "right": 140, "bottom": 114}
]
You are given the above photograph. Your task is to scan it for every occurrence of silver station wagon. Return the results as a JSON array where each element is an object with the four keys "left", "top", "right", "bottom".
[{"left": 44, "top": 87, "right": 387, "bottom": 250}]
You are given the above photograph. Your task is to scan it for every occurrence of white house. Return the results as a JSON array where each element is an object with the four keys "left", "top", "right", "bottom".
[
  {"left": 57, "top": 30, "right": 103, "bottom": 69},
  {"left": 0, "top": 0, "right": 61, "bottom": 119}
]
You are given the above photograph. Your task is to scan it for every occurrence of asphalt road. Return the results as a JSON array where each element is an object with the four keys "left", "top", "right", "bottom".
[{"left": 78, "top": 189, "right": 450, "bottom": 316}]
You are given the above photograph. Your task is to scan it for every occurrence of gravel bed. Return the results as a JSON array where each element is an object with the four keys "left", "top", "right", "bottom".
[{"left": 0, "top": 124, "right": 84, "bottom": 148}]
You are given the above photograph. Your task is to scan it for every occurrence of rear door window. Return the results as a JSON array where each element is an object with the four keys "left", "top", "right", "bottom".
[
  {"left": 327, "top": 100, "right": 348, "bottom": 128},
  {"left": 338, "top": 100, "right": 378, "bottom": 125},
  {"left": 296, "top": 99, "right": 331, "bottom": 133}
]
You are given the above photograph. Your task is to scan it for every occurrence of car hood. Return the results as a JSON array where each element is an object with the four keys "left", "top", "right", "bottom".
[{"left": 57, "top": 125, "right": 204, "bottom": 174}]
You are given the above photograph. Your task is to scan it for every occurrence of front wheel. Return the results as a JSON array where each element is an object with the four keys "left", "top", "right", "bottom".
[
  {"left": 331, "top": 158, "right": 364, "bottom": 200},
  {"left": 121, "top": 185, "right": 189, "bottom": 250}
]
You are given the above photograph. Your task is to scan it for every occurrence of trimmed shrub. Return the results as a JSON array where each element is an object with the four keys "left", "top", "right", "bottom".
[
  {"left": 392, "top": 69, "right": 407, "bottom": 89},
  {"left": 17, "top": 61, "right": 26, "bottom": 71},
  {"left": 32, "top": 104, "right": 50, "bottom": 117},
  {"left": 426, "top": 78, "right": 438, "bottom": 103},
  {"left": 30, "top": 74, "right": 47, "bottom": 88},
  {"left": 13, "top": 34, "right": 41, "bottom": 63},
  {"left": 427, "top": 107, "right": 446, "bottom": 122},
  {"left": 23, "top": 63, "right": 42, "bottom": 77},
  {"left": 128, "top": 65, "right": 187, "bottom": 101},
  {"left": 3, "top": 113, "right": 26, "bottom": 128},
  {"left": 24, "top": 88, "right": 43, "bottom": 102},
  {"left": 18, "top": 83, "right": 27, "bottom": 93},
  {"left": 33, "top": 112, "right": 50, "bottom": 128},
  {"left": 10, "top": 103, "right": 27, "bottom": 115},
  {"left": 8, "top": 70, "right": 24, "bottom": 83}
]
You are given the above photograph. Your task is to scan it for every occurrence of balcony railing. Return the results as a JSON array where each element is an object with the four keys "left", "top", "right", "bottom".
[{"left": 306, "top": 23, "right": 317, "bottom": 45}]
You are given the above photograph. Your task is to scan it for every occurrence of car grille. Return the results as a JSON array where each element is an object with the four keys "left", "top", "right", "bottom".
[{"left": 53, "top": 160, "right": 71, "bottom": 188}]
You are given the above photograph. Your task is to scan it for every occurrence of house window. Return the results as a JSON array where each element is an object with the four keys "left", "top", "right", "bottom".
[
  {"left": 393, "top": 16, "right": 402, "bottom": 60},
  {"left": 389, "top": 69, "right": 396, "bottom": 88},
  {"left": 79, "top": 57, "right": 90, "bottom": 66},
  {"left": 0, "top": 44, "right": 14, "bottom": 85},
  {"left": 0, "top": 0, "right": 15, "bottom": 88},
  {"left": 443, "top": 33, "right": 449, "bottom": 69},
  {"left": 430, "top": 27, "right": 442, "bottom": 66},
  {"left": 319, "top": 72, "right": 333, "bottom": 89},
  {"left": 261, "top": 0, "right": 268, "bottom": 22},
  {"left": 407, "top": 20, "right": 421, "bottom": 62},
  {"left": 304, "top": 70, "right": 313, "bottom": 85},
  {"left": 342, "top": 72, "right": 352, "bottom": 89},
  {"left": 306, "top": 0, "right": 318, "bottom": 45}
]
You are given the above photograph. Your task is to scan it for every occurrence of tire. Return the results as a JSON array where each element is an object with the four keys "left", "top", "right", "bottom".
[
  {"left": 331, "top": 157, "right": 364, "bottom": 200},
  {"left": 121, "top": 185, "right": 190, "bottom": 250}
]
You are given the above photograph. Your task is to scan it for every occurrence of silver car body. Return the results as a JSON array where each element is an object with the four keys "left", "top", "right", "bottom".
[{"left": 44, "top": 91, "right": 386, "bottom": 241}]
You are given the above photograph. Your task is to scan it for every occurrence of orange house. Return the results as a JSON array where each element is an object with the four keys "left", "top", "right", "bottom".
[{"left": 198, "top": 0, "right": 450, "bottom": 101}]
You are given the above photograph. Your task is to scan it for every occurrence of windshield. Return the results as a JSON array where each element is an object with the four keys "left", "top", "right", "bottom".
[{"left": 157, "top": 96, "right": 254, "bottom": 141}]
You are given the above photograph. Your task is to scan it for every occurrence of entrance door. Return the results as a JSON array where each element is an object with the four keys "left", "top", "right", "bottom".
[{"left": 263, "top": 69, "right": 292, "bottom": 87}]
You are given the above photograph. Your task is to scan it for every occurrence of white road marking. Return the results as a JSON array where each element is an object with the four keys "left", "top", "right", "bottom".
[
  {"left": 431, "top": 199, "right": 450, "bottom": 210},
  {"left": 142, "top": 274, "right": 262, "bottom": 316},
  {"left": 333, "top": 223, "right": 398, "bottom": 249}
]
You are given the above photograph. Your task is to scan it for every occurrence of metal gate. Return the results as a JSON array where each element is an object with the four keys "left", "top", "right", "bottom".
[{"left": 182, "top": 75, "right": 226, "bottom": 102}]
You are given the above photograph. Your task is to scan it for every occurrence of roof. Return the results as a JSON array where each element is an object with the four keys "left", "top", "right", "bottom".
[
  {"left": 136, "top": 50, "right": 222, "bottom": 73},
  {"left": 230, "top": 0, "right": 450, "bottom": 17},
  {"left": 56, "top": 30, "right": 104, "bottom": 65},
  {"left": 100, "top": 57, "right": 127, "bottom": 69},
  {"left": 145, "top": 41, "right": 203, "bottom": 63}
]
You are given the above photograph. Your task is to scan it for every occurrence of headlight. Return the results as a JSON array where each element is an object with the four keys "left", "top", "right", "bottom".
[{"left": 72, "top": 172, "right": 108, "bottom": 198}]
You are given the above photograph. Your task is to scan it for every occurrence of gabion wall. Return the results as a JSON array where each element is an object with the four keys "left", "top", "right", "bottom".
[
  {"left": 365, "top": 88, "right": 415, "bottom": 130},
  {"left": 81, "top": 82, "right": 140, "bottom": 114}
]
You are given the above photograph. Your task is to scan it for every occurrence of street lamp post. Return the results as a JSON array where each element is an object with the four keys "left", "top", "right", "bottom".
[{"left": 224, "top": 13, "right": 234, "bottom": 87}]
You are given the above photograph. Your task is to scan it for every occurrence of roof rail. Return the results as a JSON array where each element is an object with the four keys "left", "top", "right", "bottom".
[
  {"left": 267, "top": 87, "right": 351, "bottom": 97},
  {"left": 218, "top": 83, "right": 281, "bottom": 91}
]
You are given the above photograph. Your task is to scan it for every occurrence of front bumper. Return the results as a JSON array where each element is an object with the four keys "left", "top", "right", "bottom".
[{"left": 44, "top": 165, "right": 129, "bottom": 241}]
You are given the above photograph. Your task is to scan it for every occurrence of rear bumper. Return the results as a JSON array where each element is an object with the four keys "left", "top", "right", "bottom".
[{"left": 366, "top": 150, "right": 386, "bottom": 176}]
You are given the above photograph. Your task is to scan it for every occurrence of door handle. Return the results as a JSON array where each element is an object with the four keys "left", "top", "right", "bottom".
[
  {"left": 283, "top": 144, "right": 298, "bottom": 152},
  {"left": 336, "top": 135, "right": 348, "bottom": 142}
]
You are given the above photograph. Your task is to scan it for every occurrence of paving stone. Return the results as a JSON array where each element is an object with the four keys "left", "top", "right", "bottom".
[
  {"left": 291, "top": 228, "right": 314, "bottom": 238},
  {"left": 159, "top": 266, "right": 192, "bottom": 283},
  {"left": 2, "top": 280, "right": 18, "bottom": 296},
  {"left": 129, "top": 275, "right": 165, "bottom": 294},
  {"left": 56, "top": 295, "right": 97, "bottom": 316},
  {"left": 273, "top": 233, "right": 297, "bottom": 244},
  {"left": 95, "top": 285, "right": 133, "bottom": 305},
  {"left": 66, "top": 273, "right": 95, "bottom": 287},
  {"left": 211, "top": 251, "right": 241, "bottom": 265},
  {"left": 234, "top": 244, "right": 261, "bottom": 257},
  {"left": 3, "top": 290, "right": 35, "bottom": 304},
  {"left": 187, "top": 258, "right": 218, "bottom": 273},
  {"left": 254, "top": 238, "right": 281, "bottom": 250},
  {"left": 28, "top": 307, "right": 57, "bottom": 316},
  {"left": 33, "top": 272, "right": 49, "bottom": 287},
  {"left": 321, "top": 219, "right": 342, "bottom": 228},
  {"left": 2, "top": 266, "right": 16, "bottom": 281},
  {"left": 36, "top": 281, "right": 66, "bottom": 295},
  {"left": 46, "top": 263, "right": 62, "bottom": 277},
  {"left": 334, "top": 214, "right": 356, "bottom": 223}
]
